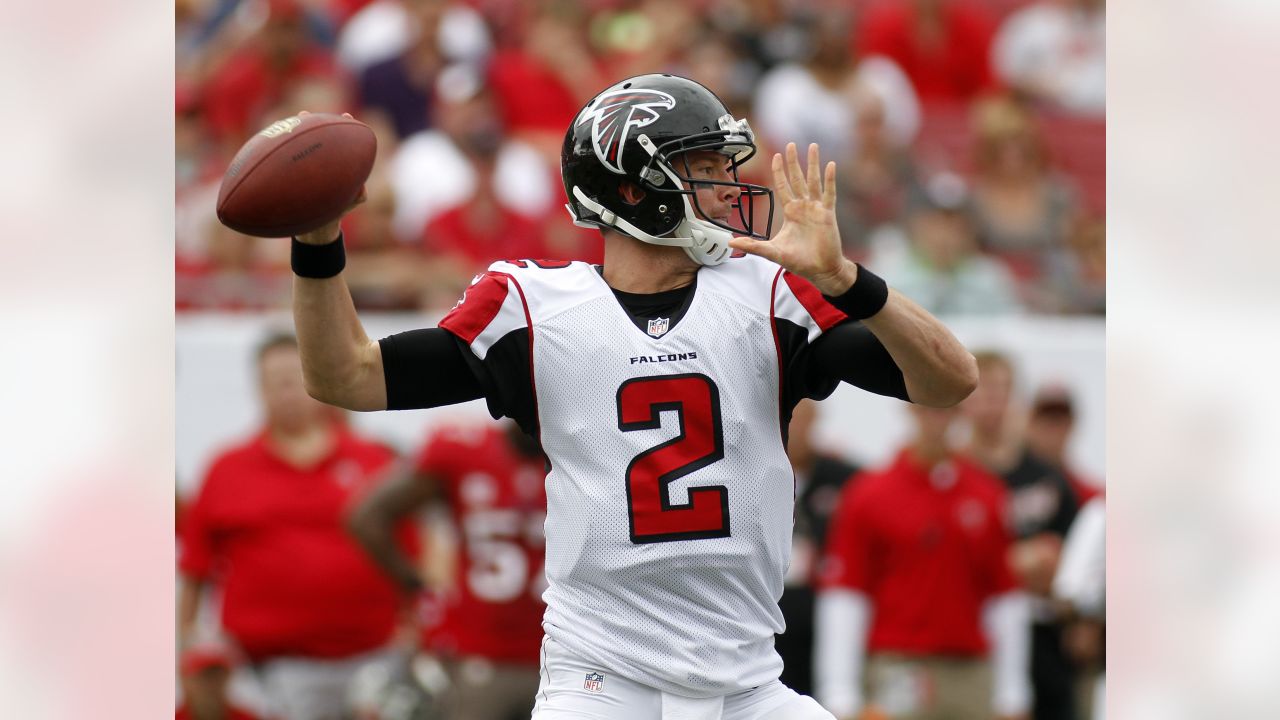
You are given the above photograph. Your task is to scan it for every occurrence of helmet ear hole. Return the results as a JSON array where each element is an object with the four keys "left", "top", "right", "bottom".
[{"left": 618, "top": 182, "right": 646, "bottom": 206}]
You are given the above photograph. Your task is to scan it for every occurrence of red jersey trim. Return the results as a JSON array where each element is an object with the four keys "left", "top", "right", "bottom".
[
  {"left": 439, "top": 272, "right": 511, "bottom": 344},
  {"left": 782, "top": 272, "right": 848, "bottom": 332}
]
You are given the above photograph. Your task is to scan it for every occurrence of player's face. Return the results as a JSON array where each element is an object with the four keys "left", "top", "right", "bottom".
[
  {"left": 681, "top": 150, "right": 741, "bottom": 226},
  {"left": 258, "top": 346, "right": 326, "bottom": 431}
]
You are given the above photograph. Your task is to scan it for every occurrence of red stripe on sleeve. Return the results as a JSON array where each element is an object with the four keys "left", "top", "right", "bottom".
[
  {"left": 782, "top": 271, "right": 848, "bottom": 332},
  {"left": 438, "top": 272, "right": 510, "bottom": 344}
]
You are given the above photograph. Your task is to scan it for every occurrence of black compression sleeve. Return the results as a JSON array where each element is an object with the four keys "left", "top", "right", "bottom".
[
  {"left": 808, "top": 321, "right": 911, "bottom": 402},
  {"left": 379, "top": 328, "right": 485, "bottom": 410}
]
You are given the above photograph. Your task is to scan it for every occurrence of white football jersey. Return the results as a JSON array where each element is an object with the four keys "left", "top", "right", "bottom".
[{"left": 439, "top": 254, "right": 851, "bottom": 697}]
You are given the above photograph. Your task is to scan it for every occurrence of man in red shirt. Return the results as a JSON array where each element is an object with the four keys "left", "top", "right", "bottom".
[
  {"left": 855, "top": 0, "right": 998, "bottom": 105},
  {"left": 814, "top": 404, "right": 1031, "bottom": 720},
  {"left": 347, "top": 419, "right": 548, "bottom": 720},
  {"left": 178, "top": 333, "right": 413, "bottom": 720}
]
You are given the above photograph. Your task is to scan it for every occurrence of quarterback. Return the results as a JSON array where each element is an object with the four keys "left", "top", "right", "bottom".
[{"left": 288, "top": 74, "right": 977, "bottom": 720}]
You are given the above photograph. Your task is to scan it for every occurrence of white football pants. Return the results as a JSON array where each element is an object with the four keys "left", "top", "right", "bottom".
[{"left": 530, "top": 636, "right": 835, "bottom": 720}]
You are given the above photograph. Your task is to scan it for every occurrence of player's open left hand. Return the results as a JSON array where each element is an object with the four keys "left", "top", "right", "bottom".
[{"left": 728, "top": 142, "right": 857, "bottom": 295}]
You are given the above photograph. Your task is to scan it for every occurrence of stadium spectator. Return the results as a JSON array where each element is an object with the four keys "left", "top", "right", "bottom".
[
  {"left": 338, "top": 0, "right": 490, "bottom": 76},
  {"left": 872, "top": 173, "right": 1023, "bottom": 315},
  {"left": 992, "top": 0, "right": 1105, "bottom": 115},
  {"left": 776, "top": 399, "right": 862, "bottom": 698},
  {"left": 1024, "top": 383, "right": 1102, "bottom": 505},
  {"left": 175, "top": 219, "right": 293, "bottom": 311},
  {"left": 855, "top": 0, "right": 998, "bottom": 106},
  {"left": 352, "top": 0, "right": 447, "bottom": 139},
  {"left": 814, "top": 403, "right": 1031, "bottom": 720},
  {"left": 674, "top": 25, "right": 757, "bottom": 120},
  {"left": 199, "top": 0, "right": 343, "bottom": 149},
  {"left": 416, "top": 137, "right": 550, "bottom": 309},
  {"left": 340, "top": 169, "right": 439, "bottom": 310},
  {"left": 176, "top": 642, "right": 263, "bottom": 720},
  {"left": 388, "top": 64, "right": 554, "bottom": 243},
  {"left": 836, "top": 83, "right": 923, "bottom": 252},
  {"left": 754, "top": 10, "right": 919, "bottom": 168},
  {"left": 590, "top": 0, "right": 701, "bottom": 84},
  {"left": 487, "top": 2, "right": 604, "bottom": 162},
  {"left": 1038, "top": 213, "right": 1105, "bottom": 314},
  {"left": 347, "top": 420, "right": 548, "bottom": 720},
  {"left": 963, "top": 350, "right": 1082, "bottom": 720},
  {"left": 178, "top": 333, "right": 415, "bottom": 720},
  {"left": 968, "top": 96, "right": 1078, "bottom": 276}
]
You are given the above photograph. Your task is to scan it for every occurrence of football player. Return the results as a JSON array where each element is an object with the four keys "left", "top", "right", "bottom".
[
  {"left": 288, "top": 74, "right": 978, "bottom": 720},
  {"left": 347, "top": 420, "right": 548, "bottom": 720}
]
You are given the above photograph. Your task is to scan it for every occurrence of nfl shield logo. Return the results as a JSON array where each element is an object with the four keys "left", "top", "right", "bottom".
[
  {"left": 647, "top": 317, "right": 669, "bottom": 338},
  {"left": 584, "top": 672, "right": 605, "bottom": 693}
]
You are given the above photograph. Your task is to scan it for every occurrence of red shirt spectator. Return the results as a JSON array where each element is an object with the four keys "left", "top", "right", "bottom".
[
  {"left": 423, "top": 199, "right": 550, "bottom": 271},
  {"left": 415, "top": 424, "right": 548, "bottom": 663},
  {"left": 485, "top": 9, "right": 602, "bottom": 144},
  {"left": 487, "top": 48, "right": 583, "bottom": 137},
  {"left": 856, "top": 0, "right": 998, "bottom": 105},
  {"left": 179, "top": 427, "right": 410, "bottom": 660},
  {"left": 819, "top": 448, "right": 1017, "bottom": 655},
  {"left": 200, "top": 0, "right": 341, "bottom": 142}
]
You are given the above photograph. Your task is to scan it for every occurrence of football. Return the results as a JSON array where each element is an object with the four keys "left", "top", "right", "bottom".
[{"left": 216, "top": 113, "right": 376, "bottom": 238}]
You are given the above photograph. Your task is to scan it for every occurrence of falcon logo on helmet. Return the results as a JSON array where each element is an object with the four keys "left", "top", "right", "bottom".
[{"left": 575, "top": 89, "right": 676, "bottom": 175}]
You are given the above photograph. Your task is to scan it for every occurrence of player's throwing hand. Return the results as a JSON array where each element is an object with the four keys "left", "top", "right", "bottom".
[{"left": 728, "top": 142, "right": 857, "bottom": 296}]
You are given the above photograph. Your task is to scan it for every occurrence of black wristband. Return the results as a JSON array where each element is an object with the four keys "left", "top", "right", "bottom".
[
  {"left": 824, "top": 263, "right": 889, "bottom": 320},
  {"left": 291, "top": 232, "right": 346, "bottom": 279}
]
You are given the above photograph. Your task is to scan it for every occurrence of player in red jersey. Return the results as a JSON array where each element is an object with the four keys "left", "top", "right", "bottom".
[{"left": 348, "top": 420, "right": 548, "bottom": 720}]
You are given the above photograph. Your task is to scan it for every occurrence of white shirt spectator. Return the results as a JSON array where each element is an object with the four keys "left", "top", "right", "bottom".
[
  {"left": 753, "top": 56, "right": 920, "bottom": 160},
  {"left": 870, "top": 229, "right": 1025, "bottom": 316},
  {"left": 993, "top": 0, "right": 1106, "bottom": 115},
  {"left": 389, "top": 132, "right": 553, "bottom": 242},
  {"left": 336, "top": 0, "right": 492, "bottom": 75}
]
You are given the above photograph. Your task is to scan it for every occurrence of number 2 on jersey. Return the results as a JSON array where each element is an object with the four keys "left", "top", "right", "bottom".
[{"left": 616, "top": 373, "right": 729, "bottom": 544}]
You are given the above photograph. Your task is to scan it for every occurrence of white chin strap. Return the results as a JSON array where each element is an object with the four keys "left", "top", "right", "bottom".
[{"left": 569, "top": 187, "right": 733, "bottom": 266}]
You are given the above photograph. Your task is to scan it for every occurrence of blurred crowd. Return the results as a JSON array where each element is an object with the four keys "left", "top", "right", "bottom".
[
  {"left": 175, "top": 0, "right": 1105, "bottom": 315},
  {"left": 176, "top": 333, "right": 1104, "bottom": 720}
]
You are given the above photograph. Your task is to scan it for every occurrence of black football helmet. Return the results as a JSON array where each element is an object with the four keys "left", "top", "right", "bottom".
[{"left": 561, "top": 74, "right": 774, "bottom": 266}]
